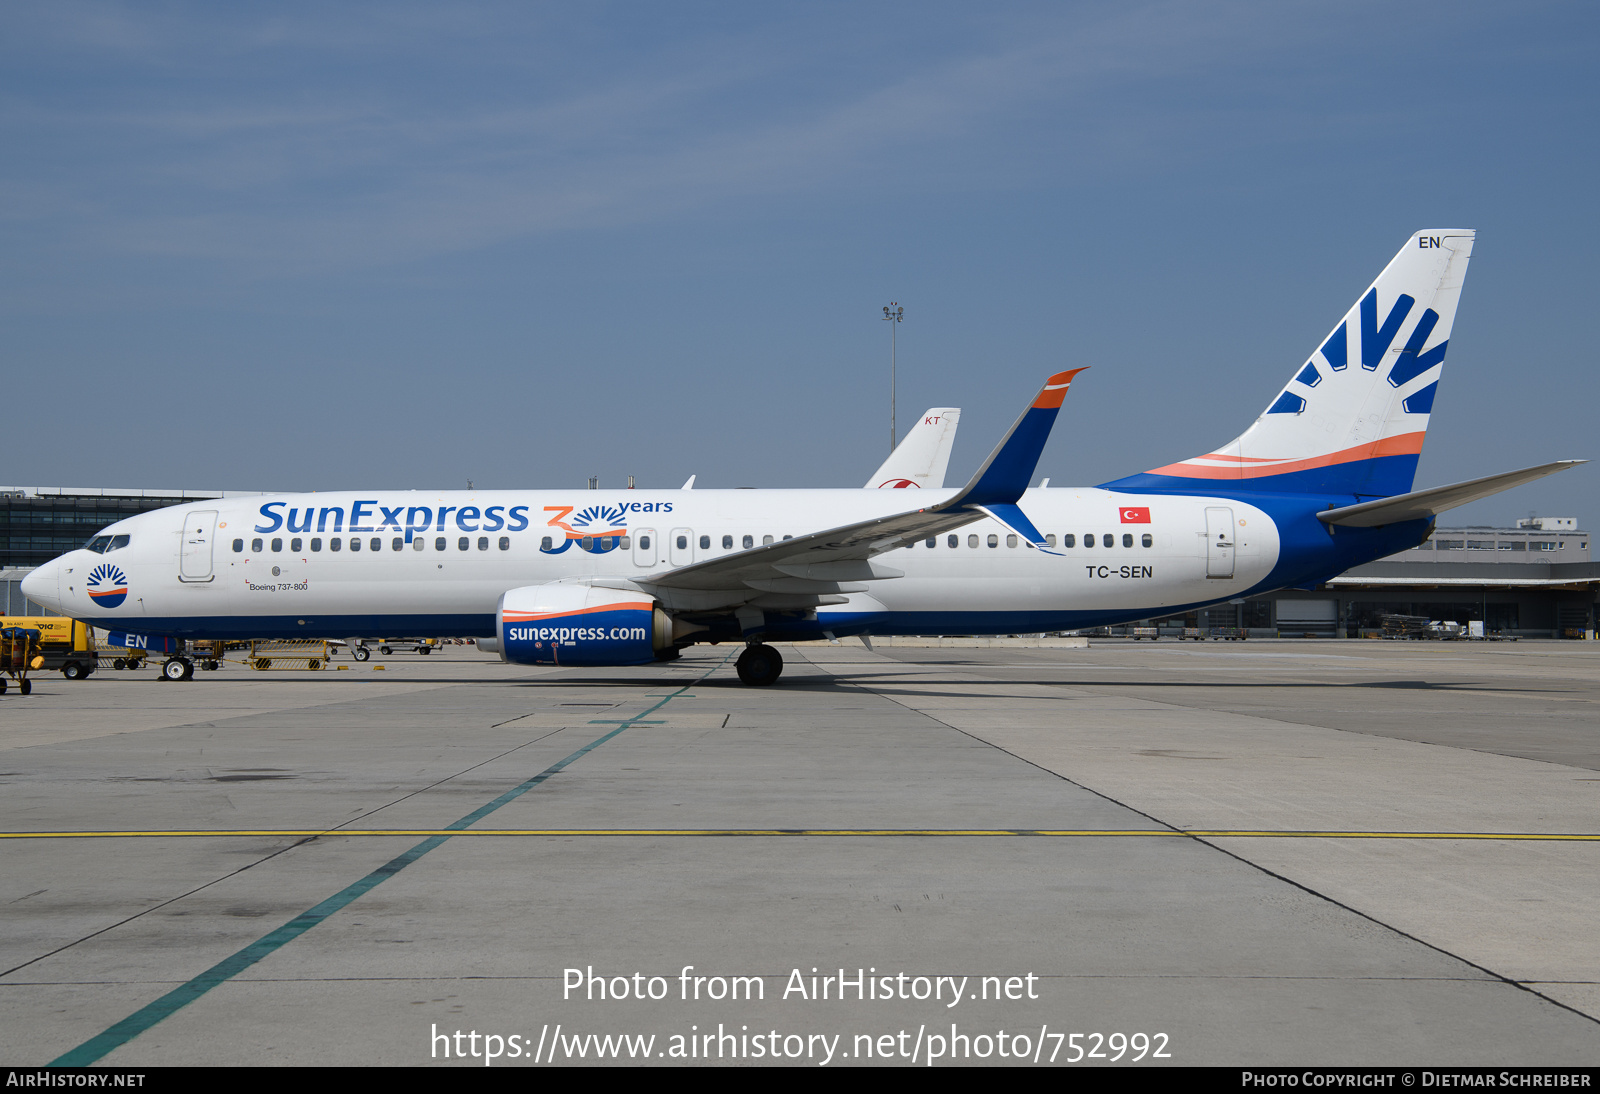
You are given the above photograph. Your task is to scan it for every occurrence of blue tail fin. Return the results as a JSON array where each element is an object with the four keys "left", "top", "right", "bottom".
[{"left": 1104, "top": 230, "right": 1474, "bottom": 499}]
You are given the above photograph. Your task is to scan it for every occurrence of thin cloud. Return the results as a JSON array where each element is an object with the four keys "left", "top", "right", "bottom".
[{"left": 2, "top": 3, "right": 1426, "bottom": 273}]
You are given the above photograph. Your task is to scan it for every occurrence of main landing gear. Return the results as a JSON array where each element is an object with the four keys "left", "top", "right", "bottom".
[{"left": 735, "top": 643, "right": 783, "bottom": 686}]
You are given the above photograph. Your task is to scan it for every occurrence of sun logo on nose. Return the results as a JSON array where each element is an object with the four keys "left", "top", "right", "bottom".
[{"left": 87, "top": 563, "right": 128, "bottom": 609}]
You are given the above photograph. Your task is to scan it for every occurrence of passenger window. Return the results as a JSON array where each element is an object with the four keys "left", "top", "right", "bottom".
[
  {"left": 1122, "top": 533, "right": 1133, "bottom": 548},
  {"left": 700, "top": 535, "right": 711, "bottom": 550},
  {"left": 498, "top": 537, "right": 510, "bottom": 551},
  {"left": 925, "top": 538, "right": 936, "bottom": 548},
  {"left": 371, "top": 538, "right": 382, "bottom": 551},
  {"left": 947, "top": 535, "right": 958, "bottom": 548},
  {"left": 620, "top": 536, "right": 631, "bottom": 549},
  {"left": 763, "top": 535, "right": 774, "bottom": 545},
  {"left": 350, "top": 537, "right": 361, "bottom": 552},
  {"left": 460, "top": 537, "right": 470, "bottom": 551},
  {"left": 311, "top": 538, "right": 322, "bottom": 552},
  {"left": 412, "top": 537, "right": 425, "bottom": 551},
  {"left": 478, "top": 537, "right": 489, "bottom": 551},
  {"left": 783, "top": 535, "right": 792, "bottom": 540},
  {"left": 639, "top": 535, "right": 651, "bottom": 551},
  {"left": 1142, "top": 533, "right": 1153, "bottom": 548},
  {"left": 1006, "top": 535, "right": 1018, "bottom": 548},
  {"left": 1083, "top": 533, "right": 1094, "bottom": 548},
  {"left": 291, "top": 538, "right": 303, "bottom": 552},
  {"left": 392, "top": 537, "right": 403, "bottom": 551},
  {"left": 233, "top": 539, "right": 244, "bottom": 553},
  {"left": 541, "top": 536, "right": 553, "bottom": 550},
  {"left": 742, "top": 535, "right": 753, "bottom": 549},
  {"left": 1062, "top": 534, "right": 1075, "bottom": 548},
  {"left": 1103, "top": 534, "right": 1114, "bottom": 548},
  {"left": 987, "top": 534, "right": 999, "bottom": 548},
  {"left": 272, "top": 538, "right": 283, "bottom": 552},
  {"left": 331, "top": 538, "right": 342, "bottom": 552},
  {"left": 722, "top": 535, "right": 733, "bottom": 549},
  {"left": 968, "top": 534, "right": 979, "bottom": 548},
  {"left": 1045, "top": 534, "right": 1056, "bottom": 547},
  {"left": 580, "top": 537, "right": 593, "bottom": 550},
  {"left": 435, "top": 537, "right": 446, "bottom": 551},
  {"left": 676, "top": 535, "right": 688, "bottom": 550}
]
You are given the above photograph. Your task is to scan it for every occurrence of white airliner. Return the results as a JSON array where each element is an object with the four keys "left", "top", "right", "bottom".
[{"left": 23, "top": 230, "right": 1582, "bottom": 685}]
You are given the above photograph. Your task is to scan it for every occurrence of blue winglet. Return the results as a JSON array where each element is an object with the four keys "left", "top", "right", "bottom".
[{"left": 951, "top": 369, "right": 1086, "bottom": 508}]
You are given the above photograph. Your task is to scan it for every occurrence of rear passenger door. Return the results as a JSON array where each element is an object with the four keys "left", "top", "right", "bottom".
[{"left": 1205, "top": 507, "right": 1235, "bottom": 578}]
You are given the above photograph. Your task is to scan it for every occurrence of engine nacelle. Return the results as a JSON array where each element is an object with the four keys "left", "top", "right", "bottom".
[{"left": 497, "top": 584, "right": 671, "bottom": 666}]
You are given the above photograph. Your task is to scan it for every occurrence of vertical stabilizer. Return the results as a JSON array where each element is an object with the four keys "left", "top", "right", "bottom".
[
  {"left": 866, "top": 408, "right": 961, "bottom": 488},
  {"left": 1105, "top": 230, "right": 1474, "bottom": 499}
]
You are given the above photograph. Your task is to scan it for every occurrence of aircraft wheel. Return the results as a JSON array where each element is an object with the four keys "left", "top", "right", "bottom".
[
  {"left": 353, "top": 647, "right": 370, "bottom": 662},
  {"left": 19, "top": 679, "right": 31, "bottom": 695},
  {"left": 162, "top": 657, "right": 194, "bottom": 681},
  {"left": 62, "top": 662, "right": 87, "bottom": 680},
  {"left": 735, "top": 644, "right": 783, "bottom": 686}
]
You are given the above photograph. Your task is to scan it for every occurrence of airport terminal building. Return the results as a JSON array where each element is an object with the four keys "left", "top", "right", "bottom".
[{"left": 3, "top": 485, "right": 1596, "bottom": 639}]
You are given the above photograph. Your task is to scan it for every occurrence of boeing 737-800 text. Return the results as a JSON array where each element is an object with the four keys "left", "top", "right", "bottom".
[{"left": 22, "top": 230, "right": 1581, "bottom": 684}]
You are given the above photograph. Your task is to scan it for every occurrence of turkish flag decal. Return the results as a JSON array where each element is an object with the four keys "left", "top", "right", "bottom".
[{"left": 1119, "top": 507, "right": 1151, "bottom": 523}]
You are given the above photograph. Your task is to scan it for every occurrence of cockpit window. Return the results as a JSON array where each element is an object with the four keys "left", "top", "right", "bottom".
[
  {"left": 107, "top": 535, "right": 130, "bottom": 552},
  {"left": 83, "top": 535, "right": 112, "bottom": 553}
]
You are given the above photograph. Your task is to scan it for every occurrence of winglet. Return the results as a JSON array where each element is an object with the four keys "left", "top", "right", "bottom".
[
  {"left": 944, "top": 368, "right": 1086, "bottom": 509},
  {"left": 1031, "top": 370, "right": 1081, "bottom": 410}
]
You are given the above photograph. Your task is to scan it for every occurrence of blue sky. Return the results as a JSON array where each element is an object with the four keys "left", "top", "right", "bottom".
[{"left": 4, "top": 2, "right": 1596, "bottom": 525}]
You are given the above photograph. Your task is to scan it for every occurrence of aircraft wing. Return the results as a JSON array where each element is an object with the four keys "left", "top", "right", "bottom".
[
  {"left": 1317, "top": 460, "right": 1585, "bottom": 528},
  {"left": 648, "top": 370, "right": 1085, "bottom": 592}
]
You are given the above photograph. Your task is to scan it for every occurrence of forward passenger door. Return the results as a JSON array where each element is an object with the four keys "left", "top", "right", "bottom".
[{"left": 179, "top": 511, "right": 217, "bottom": 582}]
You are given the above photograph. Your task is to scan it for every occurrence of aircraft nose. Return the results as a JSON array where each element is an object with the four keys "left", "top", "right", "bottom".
[{"left": 19, "top": 558, "right": 61, "bottom": 610}]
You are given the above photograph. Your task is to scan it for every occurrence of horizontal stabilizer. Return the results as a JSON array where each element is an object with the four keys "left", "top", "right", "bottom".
[{"left": 1317, "top": 460, "right": 1585, "bottom": 528}]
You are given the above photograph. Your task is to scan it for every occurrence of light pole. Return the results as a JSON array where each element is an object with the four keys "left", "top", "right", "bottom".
[{"left": 882, "top": 303, "right": 903, "bottom": 452}]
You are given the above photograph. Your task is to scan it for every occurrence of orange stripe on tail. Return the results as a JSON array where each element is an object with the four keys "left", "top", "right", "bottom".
[{"left": 1146, "top": 432, "right": 1426, "bottom": 480}]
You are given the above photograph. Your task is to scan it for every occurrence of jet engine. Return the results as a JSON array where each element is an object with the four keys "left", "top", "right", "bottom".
[{"left": 495, "top": 584, "right": 673, "bottom": 666}]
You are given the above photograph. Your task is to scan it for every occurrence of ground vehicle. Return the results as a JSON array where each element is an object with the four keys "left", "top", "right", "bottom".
[
  {"left": 0, "top": 616, "right": 96, "bottom": 680},
  {"left": 378, "top": 638, "right": 440, "bottom": 655},
  {"left": 0, "top": 626, "right": 42, "bottom": 693}
]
